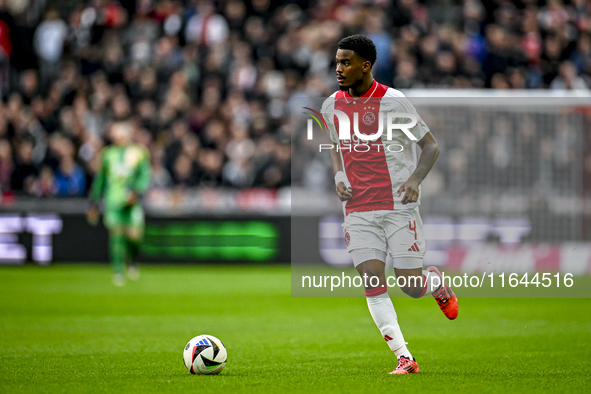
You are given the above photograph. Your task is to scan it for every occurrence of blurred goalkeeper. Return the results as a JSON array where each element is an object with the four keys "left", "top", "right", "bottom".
[{"left": 87, "top": 122, "right": 151, "bottom": 286}]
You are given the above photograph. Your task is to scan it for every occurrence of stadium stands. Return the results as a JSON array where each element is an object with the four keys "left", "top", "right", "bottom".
[{"left": 0, "top": 0, "right": 589, "bottom": 200}]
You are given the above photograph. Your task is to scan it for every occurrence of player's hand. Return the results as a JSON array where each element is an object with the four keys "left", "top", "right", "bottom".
[
  {"left": 336, "top": 182, "right": 353, "bottom": 201},
  {"left": 397, "top": 176, "right": 420, "bottom": 204},
  {"left": 126, "top": 191, "right": 138, "bottom": 206},
  {"left": 86, "top": 205, "right": 99, "bottom": 226}
]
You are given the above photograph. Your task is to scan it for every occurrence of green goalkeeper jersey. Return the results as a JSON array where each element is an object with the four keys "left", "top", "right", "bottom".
[{"left": 90, "top": 144, "right": 151, "bottom": 210}]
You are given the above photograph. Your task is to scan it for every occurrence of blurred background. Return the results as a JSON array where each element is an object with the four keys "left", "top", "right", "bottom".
[{"left": 0, "top": 0, "right": 590, "bottom": 272}]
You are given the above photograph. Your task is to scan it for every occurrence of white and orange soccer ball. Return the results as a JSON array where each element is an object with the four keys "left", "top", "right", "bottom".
[{"left": 183, "top": 335, "right": 227, "bottom": 375}]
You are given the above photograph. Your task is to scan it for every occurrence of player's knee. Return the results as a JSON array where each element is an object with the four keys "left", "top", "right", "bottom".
[
  {"left": 356, "top": 267, "right": 384, "bottom": 287},
  {"left": 125, "top": 227, "right": 143, "bottom": 240},
  {"left": 355, "top": 260, "right": 387, "bottom": 288},
  {"left": 361, "top": 272, "right": 386, "bottom": 288}
]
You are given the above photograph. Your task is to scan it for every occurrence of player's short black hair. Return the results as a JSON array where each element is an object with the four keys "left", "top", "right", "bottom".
[{"left": 337, "top": 35, "right": 377, "bottom": 67}]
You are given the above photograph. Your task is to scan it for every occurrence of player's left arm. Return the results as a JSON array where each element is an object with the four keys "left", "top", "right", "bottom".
[
  {"left": 397, "top": 132, "right": 439, "bottom": 204},
  {"left": 128, "top": 148, "right": 152, "bottom": 205}
]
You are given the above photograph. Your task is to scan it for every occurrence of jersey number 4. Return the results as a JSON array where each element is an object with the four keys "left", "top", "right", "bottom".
[{"left": 408, "top": 221, "right": 417, "bottom": 240}]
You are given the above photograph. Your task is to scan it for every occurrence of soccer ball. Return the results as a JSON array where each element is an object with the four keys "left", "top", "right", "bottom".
[{"left": 183, "top": 335, "right": 227, "bottom": 375}]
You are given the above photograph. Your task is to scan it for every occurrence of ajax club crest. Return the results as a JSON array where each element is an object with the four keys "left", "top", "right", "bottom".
[{"left": 362, "top": 106, "right": 376, "bottom": 125}]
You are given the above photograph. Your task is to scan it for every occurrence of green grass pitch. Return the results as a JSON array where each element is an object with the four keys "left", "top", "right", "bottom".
[{"left": 1, "top": 264, "right": 590, "bottom": 393}]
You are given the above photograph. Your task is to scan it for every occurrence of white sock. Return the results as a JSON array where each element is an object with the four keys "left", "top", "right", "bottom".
[
  {"left": 421, "top": 270, "right": 442, "bottom": 297},
  {"left": 366, "top": 291, "right": 413, "bottom": 359}
]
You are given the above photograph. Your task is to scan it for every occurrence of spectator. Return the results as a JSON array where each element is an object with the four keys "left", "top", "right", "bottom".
[
  {"left": 483, "top": 25, "right": 524, "bottom": 87},
  {"left": 149, "top": 146, "right": 172, "bottom": 189},
  {"left": 363, "top": 10, "right": 393, "bottom": 84},
  {"left": 11, "top": 138, "right": 39, "bottom": 193},
  {"left": 393, "top": 57, "right": 424, "bottom": 89},
  {"left": 491, "top": 73, "right": 510, "bottom": 89},
  {"left": 508, "top": 67, "right": 527, "bottom": 89},
  {"left": 172, "top": 153, "right": 199, "bottom": 188},
  {"left": 197, "top": 149, "right": 223, "bottom": 187},
  {"left": 33, "top": 165, "right": 57, "bottom": 197},
  {"left": 540, "top": 34, "right": 566, "bottom": 86},
  {"left": 0, "top": 138, "right": 13, "bottom": 191},
  {"left": 223, "top": 123, "right": 255, "bottom": 188},
  {"left": 0, "top": 5, "right": 13, "bottom": 94},
  {"left": 550, "top": 61, "right": 590, "bottom": 90},
  {"left": 185, "top": 1, "right": 229, "bottom": 47},
  {"left": 54, "top": 137, "right": 86, "bottom": 196},
  {"left": 570, "top": 34, "right": 591, "bottom": 76},
  {"left": 34, "top": 10, "right": 67, "bottom": 88},
  {"left": 164, "top": 118, "right": 191, "bottom": 173},
  {"left": 19, "top": 69, "right": 39, "bottom": 105},
  {"left": 252, "top": 140, "right": 290, "bottom": 189}
]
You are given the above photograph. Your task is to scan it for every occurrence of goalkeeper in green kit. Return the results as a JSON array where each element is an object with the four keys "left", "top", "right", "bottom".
[{"left": 87, "top": 122, "right": 151, "bottom": 286}]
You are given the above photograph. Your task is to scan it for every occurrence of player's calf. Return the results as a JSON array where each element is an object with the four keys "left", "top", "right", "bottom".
[
  {"left": 394, "top": 267, "right": 424, "bottom": 298},
  {"left": 394, "top": 264, "right": 446, "bottom": 299},
  {"left": 355, "top": 259, "right": 388, "bottom": 289},
  {"left": 124, "top": 226, "right": 143, "bottom": 270},
  {"left": 355, "top": 259, "right": 415, "bottom": 362},
  {"left": 399, "top": 284, "right": 423, "bottom": 298}
]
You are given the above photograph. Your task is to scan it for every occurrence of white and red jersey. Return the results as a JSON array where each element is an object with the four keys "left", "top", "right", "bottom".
[{"left": 321, "top": 80, "right": 431, "bottom": 216}]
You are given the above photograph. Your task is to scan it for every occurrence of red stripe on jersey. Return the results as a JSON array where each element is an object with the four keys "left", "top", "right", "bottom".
[{"left": 335, "top": 81, "right": 394, "bottom": 215}]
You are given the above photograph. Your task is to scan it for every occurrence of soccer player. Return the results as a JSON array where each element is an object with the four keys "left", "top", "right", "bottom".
[
  {"left": 322, "top": 35, "right": 458, "bottom": 374},
  {"left": 87, "top": 122, "right": 151, "bottom": 286}
]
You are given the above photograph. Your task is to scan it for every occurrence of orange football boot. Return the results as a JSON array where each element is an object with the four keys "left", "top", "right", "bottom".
[
  {"left": 427, "top": 266, "right": 459, "bottom": 320},
  {"left": 389, "top": 356, "right": 420, "bottom": 375}
]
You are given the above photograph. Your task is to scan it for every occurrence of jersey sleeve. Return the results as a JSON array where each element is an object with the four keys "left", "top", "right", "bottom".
[
  {"left": 89, "top": 149, "right": 107, "bottom": 203},
  {"left": 321, "top": 96, "right": 339, "bottom": 144},
  {"left": 385, "top": 89, "right": 431, "bottom": 142},
  {"left": 406, "top": 101, "right": 430, "bottom": 142},
  {"left": 132, "top": 147, "right": 151, "bottom": 195}
]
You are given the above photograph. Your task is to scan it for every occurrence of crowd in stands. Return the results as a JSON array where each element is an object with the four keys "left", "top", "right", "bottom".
[{"left": 0, "top": 0, "right": 589, "bottom": 197}]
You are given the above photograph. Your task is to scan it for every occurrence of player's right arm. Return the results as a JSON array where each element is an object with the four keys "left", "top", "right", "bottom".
[
  {"left": 330, "top": 144, "right": 352, "bottom": 201},
  {"left": 128, "top": 147, "right": 151, "bottom": 205},
  {"left": 87, "top": 150, "right": 107, "bottom": 225},
  {"left": 322, "top": 95, "right": 352, "bottom": 202}
]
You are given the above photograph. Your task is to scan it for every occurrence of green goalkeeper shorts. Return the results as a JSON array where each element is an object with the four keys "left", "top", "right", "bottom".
[{"left": 104, "top": 205, "right": 145, "bottom": 230}]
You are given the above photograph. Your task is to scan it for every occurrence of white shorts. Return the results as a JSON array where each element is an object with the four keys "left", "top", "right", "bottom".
[{"left": 342, "top": 208, "right": 426, "bottom": 268}]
